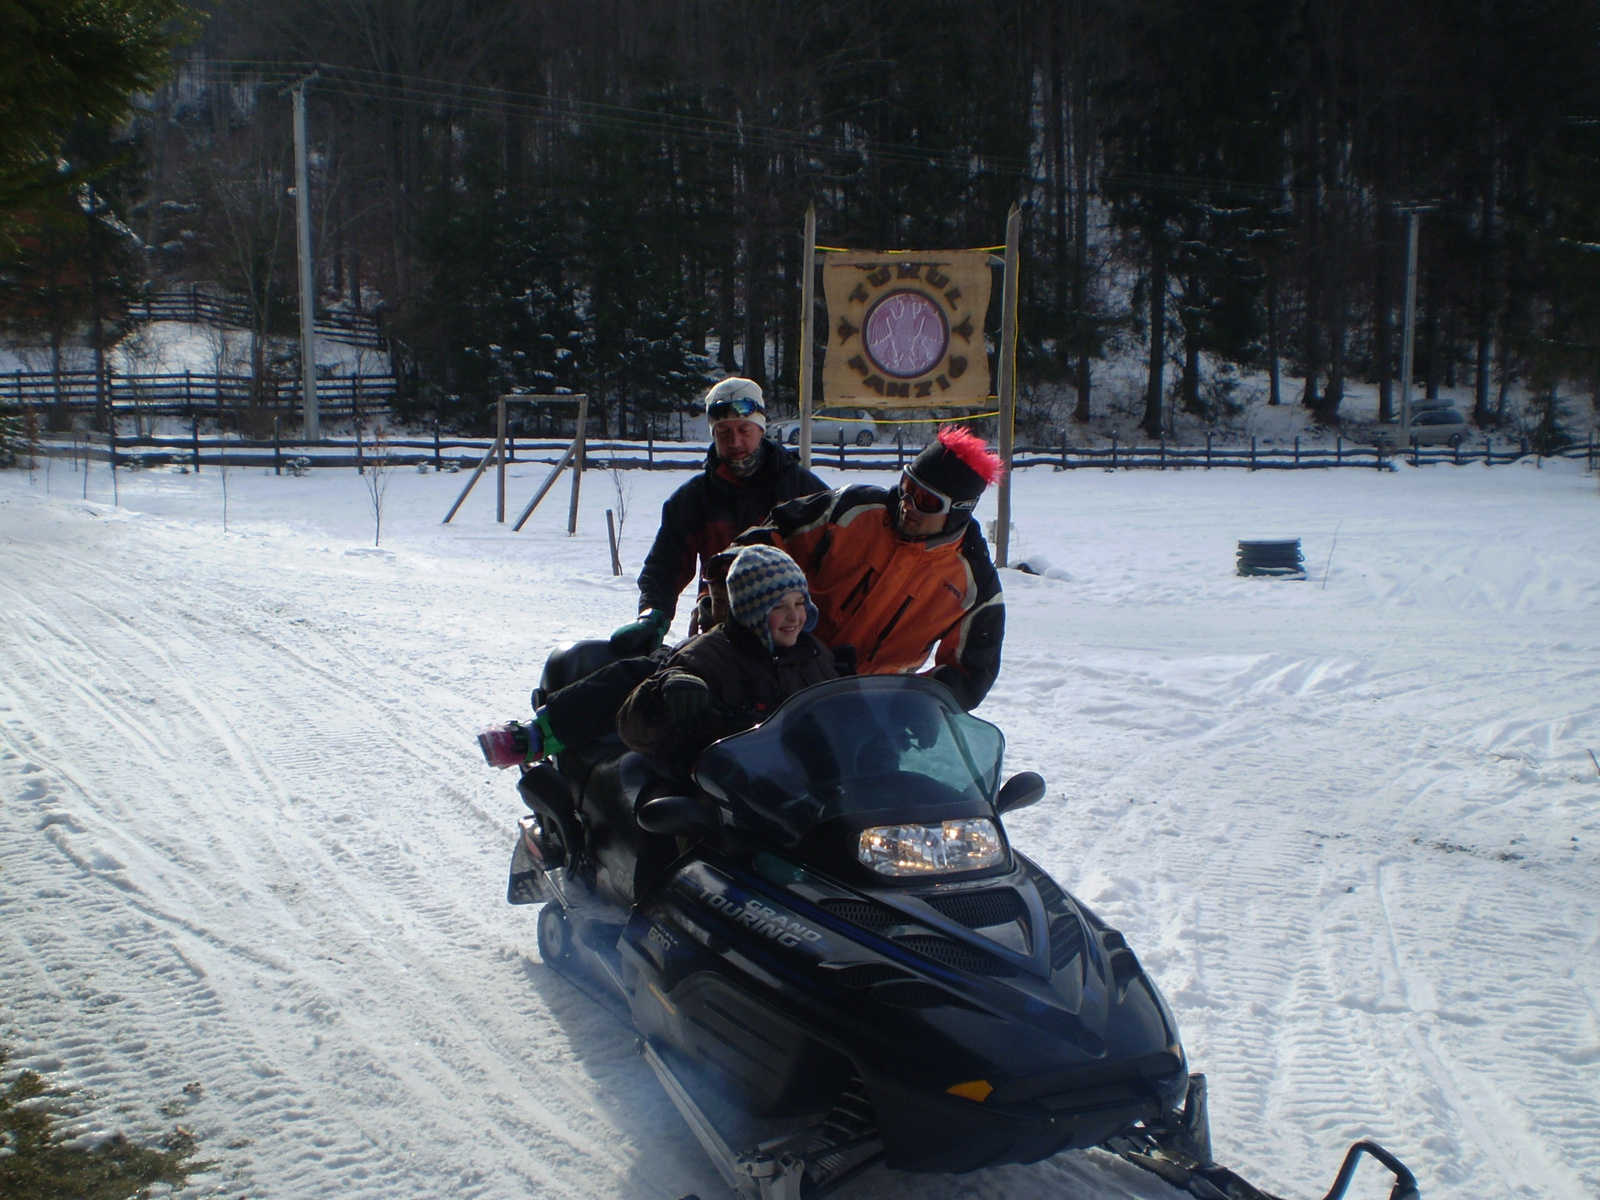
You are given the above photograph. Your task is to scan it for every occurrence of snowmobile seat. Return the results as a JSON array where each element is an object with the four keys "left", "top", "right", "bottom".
[
  {"left": 535, "top": 638, "right": 623, "bottom": 707},
  {"left": 576, "top": 750, "right": 681, "bottom": 909}
]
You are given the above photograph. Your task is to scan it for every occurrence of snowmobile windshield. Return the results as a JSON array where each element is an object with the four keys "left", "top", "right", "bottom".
[{"left": 694, "top": 675, "right": 1005, "bottom": 843}]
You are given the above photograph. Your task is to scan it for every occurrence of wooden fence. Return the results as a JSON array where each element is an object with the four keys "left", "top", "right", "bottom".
[
  {"left": 127, "top": 286, "right": 386, "bottom": 349},
  {"left": 5, "top": 368, "right": 395, "bottom": 422},
  {"left": 1011, "top": 432, "right": 1600, "bottom": 471},
  {"left": 30, "top": 429, "right": 1600, "bottom": 475}
]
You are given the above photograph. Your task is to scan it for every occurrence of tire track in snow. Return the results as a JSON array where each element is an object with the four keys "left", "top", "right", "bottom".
[
  {"left": 991, "top": 633, "right": 1600, "bottom": 1200},
  {"left": 0, "top": 504, "right": 714, "bottom": 1199}
]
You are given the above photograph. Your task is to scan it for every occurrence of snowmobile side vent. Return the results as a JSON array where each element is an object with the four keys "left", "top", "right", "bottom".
[
  {"left": 871, "top": 981, "right": 984, "bottom": 1012},
  {"left": 1031, "top": 872, "right": 1090, "bottom": 969},
  {"left": 925, "top": 887, "right": 1025, "bottom": 929},
  {"left": 893, "top": 933, "right": 1019, "bottom": 977},
  {"left": 1109, "top": 948, "right": 1143, "bottom": 991},
  {"left": 816, "top": 897, "right": 902, "bottom": 930},
  {"left": 1048, "top": 913, "right": 1087, "bottom": 970},
  {"left": 829, "top": 963, "right": 916, "bottom": 989}
]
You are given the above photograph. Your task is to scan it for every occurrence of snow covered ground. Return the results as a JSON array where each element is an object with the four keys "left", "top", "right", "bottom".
[
  {"left": 1, "top": 452, "right": 1597, "bottom": 1200},
  {"left": 0, "top": 320, "right": 390, "bottom": 378}
]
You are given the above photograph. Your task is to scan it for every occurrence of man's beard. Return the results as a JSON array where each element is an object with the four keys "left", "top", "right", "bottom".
[{"left": 723, "top": 443, "right": 763, "bottom": 477}]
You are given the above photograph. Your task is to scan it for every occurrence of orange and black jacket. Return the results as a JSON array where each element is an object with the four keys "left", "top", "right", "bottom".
[
  {"left": 735, "top": 484, "right": 1004, "bottom": 711},
  {"left": 637, "top": 439, "right": 827, "bottom": 621}
]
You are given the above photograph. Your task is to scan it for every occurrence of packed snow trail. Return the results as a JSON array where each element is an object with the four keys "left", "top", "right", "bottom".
[{"left": 1, "top": 458, "right": 1597, "bottom": 1200}]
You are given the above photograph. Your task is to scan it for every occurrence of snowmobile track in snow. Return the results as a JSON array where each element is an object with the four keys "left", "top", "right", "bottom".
[{"left": 3, "top": 462, "right": 1599, "bottom": 1200}]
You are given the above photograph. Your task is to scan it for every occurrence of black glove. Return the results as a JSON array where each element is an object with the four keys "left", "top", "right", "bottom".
[
  {"left": 659, "top": 672, "right": 712, "bottom": 726},
  {"left": 610, "top": 608, "right": 669, "bottom": 655},
  {"left": 831, "top": 644, "right": 858, "bottom": 676}
]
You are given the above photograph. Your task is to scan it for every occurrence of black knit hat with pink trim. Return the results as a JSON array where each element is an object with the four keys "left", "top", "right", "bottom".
[{"left": 906, "top": 426, "right": 1005, "bottom": 513}]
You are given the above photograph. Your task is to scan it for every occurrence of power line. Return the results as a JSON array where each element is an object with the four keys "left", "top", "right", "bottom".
[{"left": 184, "top": 58, "right": 1032, "bottom": 177}]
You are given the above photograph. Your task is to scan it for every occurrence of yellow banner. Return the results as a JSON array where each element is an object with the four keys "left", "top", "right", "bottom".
[{"left": 821, "top": 251, "right": 993, "bottom": 408}]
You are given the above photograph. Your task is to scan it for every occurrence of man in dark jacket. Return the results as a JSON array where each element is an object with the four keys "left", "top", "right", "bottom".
[{"left": 609, "top": 377, "right": 827, "bottom": 654}]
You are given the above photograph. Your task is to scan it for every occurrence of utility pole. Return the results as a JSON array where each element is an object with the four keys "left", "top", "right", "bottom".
[
  {"left": 1397, "top": 206, "right": 1431, "bottom": 440},
  {"left": 289, "top": 77, "right": 319, "bottom": 441}
]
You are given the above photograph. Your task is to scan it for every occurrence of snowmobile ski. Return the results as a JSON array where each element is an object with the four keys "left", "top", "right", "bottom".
[{"left": 1107, "top": 1075, "right": 1419, "bottom": 1200}]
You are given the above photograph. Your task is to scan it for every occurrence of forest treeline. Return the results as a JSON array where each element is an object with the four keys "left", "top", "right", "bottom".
[{"left": 8, "top": 0, "right": 1600, "bottom": 443}]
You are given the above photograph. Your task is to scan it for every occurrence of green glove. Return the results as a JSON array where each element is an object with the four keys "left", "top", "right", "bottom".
[
  {"left": 610, "top": 608, "right": 669, "bottom": 655},
  {"left": 659, "top": 672, "right": 712, "bottom": 726}
]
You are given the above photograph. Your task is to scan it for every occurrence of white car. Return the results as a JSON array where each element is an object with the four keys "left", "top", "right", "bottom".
[{"left": 768, "top": 411, "right": 881, "bottom": 447}]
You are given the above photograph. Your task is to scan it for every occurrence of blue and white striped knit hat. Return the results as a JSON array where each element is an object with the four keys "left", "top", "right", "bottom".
[{"left": 726, "top": 544, "right": 819, "bottom": 654}]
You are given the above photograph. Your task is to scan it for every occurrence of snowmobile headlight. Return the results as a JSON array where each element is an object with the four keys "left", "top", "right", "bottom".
[{"left": 857, "top": 818, "right": 1004, "bottom": 876}]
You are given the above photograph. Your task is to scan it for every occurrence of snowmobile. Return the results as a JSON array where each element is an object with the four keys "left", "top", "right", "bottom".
[{"left": 504, "top": 640, "right": 1420, "bottom": 1200}]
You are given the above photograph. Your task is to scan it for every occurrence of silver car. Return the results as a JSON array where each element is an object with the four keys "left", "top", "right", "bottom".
[
  {"left": 768, "top": 410, "right": 882, "bottom": 447},
  {"left": 1372, "top": 407, "right": 1469, "bottom": 449}
]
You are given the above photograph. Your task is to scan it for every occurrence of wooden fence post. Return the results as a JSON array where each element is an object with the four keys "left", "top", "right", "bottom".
[
  {"left": 274, "top": 416, "right": 282, "bottom": 475},
  {"left": 1059, "top": 428, "right": 1067, "bottom": 471},
  {"left": 1159, "top": 437, "right": 1166, "bottom": 470},
  {"left": 433, "top": 420, "right": 442, "bottom": 470},
  {"left": 606, "top": 509, "right": 622, "bottom": 575},
  {"left": 1111, "top": 432, "right": 1119, "bottom": 469},
  {"left": 1336, "top": 435, "right": 1342, "bottom": 466},
  {"left": 1294, "top": 435, "right": 1300, "bottom": 466},
  {"left": 1250, "top": 436, "right": 1257, "bottom": 471},
  {"left": 837, "top": 427, "right": 845, "bottom": 469},
  {"left": 647, "top": 428, "right": 654, "bottom": 468},
  {"left": 192, "top": 416, "right": 201, "bottom": 473},
  {"left": 496, "top": 396, "right": 508, "bottom": 523},
  {"left": 1206, "top": 431, "right": 1212, "bottom": 468},
  {"left": 567, "top": 394, "right": 589, "bottom": 536}
]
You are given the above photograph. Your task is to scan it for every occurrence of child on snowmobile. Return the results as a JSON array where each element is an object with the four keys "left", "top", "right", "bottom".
[
  {"left": 615, "top": 544, "right": 838, "bottom": 778},
  {"left": 477, "top": 378, "right": 824, "bottom": 771}
]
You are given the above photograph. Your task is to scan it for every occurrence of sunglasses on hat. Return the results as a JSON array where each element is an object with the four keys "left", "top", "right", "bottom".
[
  {"left": 900, "top": 468, "right": 977, "bottom": 516},
  {"left": 708, "top": 395, "right": 763, "bottom": 422}
]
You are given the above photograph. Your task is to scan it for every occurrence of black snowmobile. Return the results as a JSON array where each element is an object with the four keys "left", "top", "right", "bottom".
[{"left": 504, "top": 641, "right": 1420, "bottom": 1200}]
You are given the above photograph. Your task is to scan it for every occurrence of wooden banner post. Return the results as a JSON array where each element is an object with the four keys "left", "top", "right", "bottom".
[
  {"left": 994, "top": 203, "right": 1021, "bottom": 569},
  {"left": 799, "top": 202, "right": 817, "bottom": 470}
]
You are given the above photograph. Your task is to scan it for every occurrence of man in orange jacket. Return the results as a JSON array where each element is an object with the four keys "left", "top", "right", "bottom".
[{"left": 731, "top": 425, "right": 1005, "bottom": 711}]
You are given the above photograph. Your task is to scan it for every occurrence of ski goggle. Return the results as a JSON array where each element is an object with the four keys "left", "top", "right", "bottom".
[
  {"left": 707, "top": 395, "right": 763, "bottom": 422},
  {"left": 900, "top": 468, "right": 977, "bottom": 515}
]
